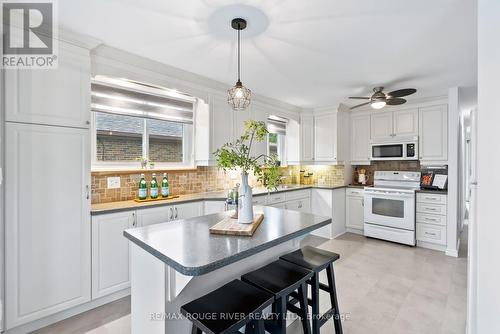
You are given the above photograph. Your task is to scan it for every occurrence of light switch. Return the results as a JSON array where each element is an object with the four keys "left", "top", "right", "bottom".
[{"left": 107, "top": 177, "right": 121, "bottom": 189}]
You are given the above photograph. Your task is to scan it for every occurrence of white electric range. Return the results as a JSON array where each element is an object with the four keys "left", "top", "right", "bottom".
[{"left": 364, "top": 171, "right": 421, "bottom": 246}]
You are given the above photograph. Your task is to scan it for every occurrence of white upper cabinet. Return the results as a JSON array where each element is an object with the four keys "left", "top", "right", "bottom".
[
  {"left": 250, "top": 105, "right": 269, "bottom": 162},
  {"left": 350, "top": 114, "right": 371, "bottom": 164},
  {"left": 419, "top": 105, "right": 448, "bottom": 163},
  {"left": 393, "top": 109, "right": 418, "bottom": 137},
  {"left": 314, "top": 113, "right": 337, "bottom": 162},
  {"left": 370, "top": 108, "right": 418, "bottom": 140},
  {"left": 300, "top": 114, "right": 315, "bottom": 162},
  {"left": 5, "top": 41, "right": 91, "bottom": 128},
  {"left": 5, "top": 123, "right": 91, "bottom": 329},
  {"left": 370, "top": 112, "right": 394, "bottom": 140}
]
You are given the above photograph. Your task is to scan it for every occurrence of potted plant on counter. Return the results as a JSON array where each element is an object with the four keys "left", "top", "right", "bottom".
[{"left": 214, "top": 120, "right": 281, "bottom": 223}]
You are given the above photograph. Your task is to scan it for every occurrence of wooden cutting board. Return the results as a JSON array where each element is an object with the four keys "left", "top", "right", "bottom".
[{"left": 209, "top": 213, "right": 264, "bottom": 237}]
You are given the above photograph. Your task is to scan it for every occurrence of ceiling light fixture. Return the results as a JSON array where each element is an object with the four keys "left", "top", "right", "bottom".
[
  {"left": 227, "top": 18, "right": 251, "bottom": 111},
  {"left": 370, "top": 99, "right": 387, "bottom": 109}
]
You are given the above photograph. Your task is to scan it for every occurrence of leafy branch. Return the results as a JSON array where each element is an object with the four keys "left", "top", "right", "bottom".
[{"left": 214, "top": 120, "right": 281, "bottom": 191}]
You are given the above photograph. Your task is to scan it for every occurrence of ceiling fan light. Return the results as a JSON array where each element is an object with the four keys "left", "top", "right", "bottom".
[{"left": 371, "top": 100, "right": 386, "bottom": 109}]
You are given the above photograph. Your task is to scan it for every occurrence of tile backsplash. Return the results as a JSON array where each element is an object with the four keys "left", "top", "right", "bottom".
[
  {"left": 91, "top": 165, "right": 346, "bottom": 204},
  {"left": 352, "top": 161, "right": 421, "bottom": 185}
]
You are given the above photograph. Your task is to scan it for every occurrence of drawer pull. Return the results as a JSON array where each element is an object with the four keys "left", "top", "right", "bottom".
[
  {"left": 424, "top": 217, "right": 438, "bottom": 222},
  {"left": 425, "top": 207, "right": 437, "bottom": 211},
  {"left": 424, "top": 231, "right": 437, "bottom": 236},
  {"left": 424, "top": 197, "right": 438, "bottom": 201}
]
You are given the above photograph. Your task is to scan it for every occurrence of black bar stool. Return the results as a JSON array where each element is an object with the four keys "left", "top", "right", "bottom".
[
  {"left": 241, "top": 259, "right": 313, "bottom": 334},
  {"left": 180, "top": 279, "right": 274, "bottom": 334},
  {"left": 280, "top": 246, "right": 342, "bottom": 334}
]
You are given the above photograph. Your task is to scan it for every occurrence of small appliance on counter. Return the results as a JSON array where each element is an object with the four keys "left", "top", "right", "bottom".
[{"left": 357, "top": 168, "right": 369, "bottom": 185}]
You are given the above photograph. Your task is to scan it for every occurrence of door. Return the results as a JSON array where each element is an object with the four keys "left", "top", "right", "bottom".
[
  {"left": 364, "top": 190, "right": 415, "bottom": 230},
  {"left": 346, "top": 196, "right": 364, "bottom": 230},
  {"left": 136, "top": 206, "right": 172, "bottom": 227},
  {"left": 350, "top": 114, "right": 371, "bottom": 164},
  {"left": 419, "top": 105, "right": 448, "bottom": 162},
  {"left": 393, "top": 109, "right": 418, "bottom": 137},
  {"left": 285, "top": 198, "right": 311, "bottom": 213},
  {"left": 314, "top": 113, "right": 337, "bottom": 162},
  {"left": 370, "top": 112, "right": 393, "bottom": 139},
  {"left": 5, "top": 123, "right": 91, "bottom": 329},
  {"left": 174, "top": 202, "right": 203, "bottom": 220},
  {"left": 92, "top": 211, "right": 135, "bottom": 299},
  {"left": 300, "top": 115, "right": 314, "bottom": 161},
  {"left": 5, "top": 42, "right": 91, "bottom": 128}
]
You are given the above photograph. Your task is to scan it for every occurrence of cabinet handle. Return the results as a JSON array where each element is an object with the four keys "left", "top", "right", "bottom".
[
  {"left": 298, "top": 201, "right": 302, "bottom": 209},
  {"left": 424, "top": 231, "right": 437, "bottom": 236},
  {"left": 175, "top": 207, "right": 178, "bottom": 219},
  {"left": 85, "top": 120, "right": 90, "bottom": 125},
  {"left": 424, "top": 217, "right": 438, "bottom": 222},
  {"left": 169, "top": 207, "right": 174, "bottom": 220},
  {"left": 132, "top": 212, "right": 136, "bottom": 227},
  {"left": 86, "top": 185, "right": 90, "bottom": 200},
  {"left": 424, "top": 197, "right": 438, "bottom": 201},
  {"left": 425, "top": 207, "right": 437, "bottom": 211},
  {"left": 362, "top": 199, "right": 364, "bottom": 207}
]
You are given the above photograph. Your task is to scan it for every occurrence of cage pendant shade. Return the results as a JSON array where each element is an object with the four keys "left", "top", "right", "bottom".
[{"left": 227, "top": 18, "right": 251, "bottom": 111}]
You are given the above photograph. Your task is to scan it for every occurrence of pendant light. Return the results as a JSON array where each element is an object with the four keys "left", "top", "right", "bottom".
[{"left": 227, "top": 18, "right": 251, "bottom": 111}]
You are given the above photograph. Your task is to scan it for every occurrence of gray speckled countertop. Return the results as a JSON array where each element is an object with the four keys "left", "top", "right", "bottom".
[
  {"left": 123, "top": 205, "right": 331, "bottom": 276},
  {"left": 416, "top": 188, "right": 448, "bottom": 194},
  {"left": 91, "top": 184, "right": 347, "bottom": 215}
]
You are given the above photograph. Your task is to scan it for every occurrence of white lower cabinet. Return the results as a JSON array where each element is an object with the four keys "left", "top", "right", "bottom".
[
  {"left": 311, "top": 188, "right": 346, "bottom": 239},
  {"left": 416, "top": 193, "right": 448, "bottom": 249},
  {"left": 5, "top": 123, "right": 91, "bottom": 329},
  {"left": 136, "top": 205, "right": 172, "bottom": 227},
  {"left": 92, "top": 211, "right": 136, "bottom": 299},
  {"left": 285, "top": 198, "right": 311, "bottom": 213},
  {"left": 346, "top": 188, "right": 365, "bottom": 232},
  {"left": 204, "top": 201, "right": 227, "bottom": 215},
  {"left": 175, "top": 202, "right": 204, "bottom": 219}
]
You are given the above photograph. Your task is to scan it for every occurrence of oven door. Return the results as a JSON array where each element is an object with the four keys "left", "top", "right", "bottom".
[
  {"left": 370, "top": 143, "right": 405, "bottom": 160},
  {"left": 364, "top": 189, "right": 415, "bottom": 230}
]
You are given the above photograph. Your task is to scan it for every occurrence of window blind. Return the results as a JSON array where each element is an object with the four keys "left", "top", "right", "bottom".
[
  {"left": 267, "top": 117, "right": 287, "bottom": 135},
  {"left": 91, "top": 78, "right": 194, "bottom": 124}
]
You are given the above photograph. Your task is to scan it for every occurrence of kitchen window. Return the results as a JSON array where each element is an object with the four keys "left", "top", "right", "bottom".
[
  {"left": 267, "top": 116, "right": 287, "bottom": 166},
  {"left": 91, "top": 76, "right": 196, "bottom": 170}
]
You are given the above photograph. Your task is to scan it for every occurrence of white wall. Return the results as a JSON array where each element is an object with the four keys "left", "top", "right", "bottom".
[{"left": 474, "top": 0, "right": 500, "bottom": 332}]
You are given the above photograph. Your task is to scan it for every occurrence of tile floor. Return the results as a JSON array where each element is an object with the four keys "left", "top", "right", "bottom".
[{"left": 33, "top": 232, "right": 468, "bottom": 334}]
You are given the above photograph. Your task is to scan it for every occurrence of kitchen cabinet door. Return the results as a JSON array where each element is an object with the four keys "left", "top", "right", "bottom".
[
  {"left": 419, "top": 105, "right": 448, "bottom": 163},
  {"left": 250, "top": 105, "right": 269, "bottom": 163},
  {"left": 346, "top": 196, "right": 364, "bottom": 230},
  {"left": 300, "top": 114, "right": 314, "bottom": 162},
  {"left": 5, "top": 123, "right": 91, "bottom": 329},
  {"left": 92, "top": 211, "right": 135, "bottom": 299},
  {"left": 314, "top": 113, "right": 337, "bottom": 162},
  {"left": 393, "top": 109, "right": 418, "bottom": 137},
  {"left": 5, "top": 42, "right": 91, "bottom": 128},
  {"left": 350, "top": 114, "right": 371, "bottom": 164},
  {"left": 370, "top": 112, "right": 393, "bottom": 139},
  {"left": 204, "top": 201, "right": 226, "bottom": 215},
  {"left": 285, "top": 198, "right": 311, "bottom": 213},
  {"left": 174, "top": 202, "right": 204, "bottom": 220},
  {"left": 211, "top": 95, "right": 234, "bottom": 160},
  {"left": 311, "top": 189, "right": 333, "bottom": 239},
  {"left": 136, "top": 206, "right": 172, "bottom": 227}
]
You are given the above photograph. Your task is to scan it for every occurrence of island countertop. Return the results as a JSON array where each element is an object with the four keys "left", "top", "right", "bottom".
[{"left": 123, "top": 205, "right": 331, "bottom": 276}]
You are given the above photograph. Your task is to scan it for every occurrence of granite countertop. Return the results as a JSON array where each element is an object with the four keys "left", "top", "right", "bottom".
[
  {"left": 123, "top": 205, "right": 331, "bottom": 276},
  {"left": 91, "top": 184, "right": 347, "bottom": 215}
]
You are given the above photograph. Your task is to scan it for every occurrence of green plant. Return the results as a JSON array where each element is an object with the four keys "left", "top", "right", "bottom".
[{"left": 214, "top": 120, "right": 281, "bottom": 191}]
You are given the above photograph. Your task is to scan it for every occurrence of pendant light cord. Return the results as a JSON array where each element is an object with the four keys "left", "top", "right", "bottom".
[{"left": 237, "top": 24, "right": 241, "bottom": 82}]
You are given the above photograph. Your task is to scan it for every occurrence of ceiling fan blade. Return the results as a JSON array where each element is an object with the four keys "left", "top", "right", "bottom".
[
  {"left": 387, "top": 88, "right": 416, "bottom": 98},
  {"left": 386, "top": 98, "right": 407, "bottom": 105},
  {"left": 349, "top": 97, "right": 370, "bottom": 100},
  {"left": 350, "top": 102, "right": 371, "bottom": 110}
]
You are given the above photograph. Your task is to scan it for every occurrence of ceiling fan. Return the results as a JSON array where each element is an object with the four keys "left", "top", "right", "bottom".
[{"left": 349, "top": 87, "right": 417, "bottom": 110}]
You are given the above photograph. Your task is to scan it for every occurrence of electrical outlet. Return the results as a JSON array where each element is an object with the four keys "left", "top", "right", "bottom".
[{"left": 107, "top": 177, "right": 121, "bottom": 189}]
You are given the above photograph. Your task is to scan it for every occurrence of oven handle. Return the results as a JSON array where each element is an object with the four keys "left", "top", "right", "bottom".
[{"left": 364, "top": 191, "right": 415, "bottom": 199}]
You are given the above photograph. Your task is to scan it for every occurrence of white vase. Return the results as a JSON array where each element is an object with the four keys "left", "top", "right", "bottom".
[{"left": 238, "top": 172, "right": 254, "bottom": 224}]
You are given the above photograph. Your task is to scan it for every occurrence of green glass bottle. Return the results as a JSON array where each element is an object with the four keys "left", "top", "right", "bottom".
[
  {"left": 138, "top": 173, "right": 147, "bottom": 200},
  {"left": 150, "top": 173, "right": 159, "bottom": 199},
  {"left": 161, "top": 173, "right": 169, "bottom": 198}
]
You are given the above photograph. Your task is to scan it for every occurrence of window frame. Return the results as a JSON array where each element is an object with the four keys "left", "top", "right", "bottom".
[{"left": 91, "top": 111, "right": 195, "bottom": 171}]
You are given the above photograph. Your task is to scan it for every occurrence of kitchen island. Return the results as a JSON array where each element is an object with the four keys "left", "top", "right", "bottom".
[{"left": 124, "top": 205, "right": 331, "bottom": 334}]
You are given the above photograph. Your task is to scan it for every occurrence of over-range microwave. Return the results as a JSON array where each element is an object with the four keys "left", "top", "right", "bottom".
[{"left": 370, "top": 137, "right": 419, "bottom": 161}]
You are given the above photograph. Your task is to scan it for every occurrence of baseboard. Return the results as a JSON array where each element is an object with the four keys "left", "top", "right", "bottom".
[
  {"left": 417, "top": 240, "right": 446, "bottom": 252},
  {"left": 345, "top": 227, "right": 364, "bottom": 235},
  {"left": 332, "top": 230, "right": 346, "bottom": 239},
  {"left": 4, "top": 289, "right": 130, "bottom": 334}
]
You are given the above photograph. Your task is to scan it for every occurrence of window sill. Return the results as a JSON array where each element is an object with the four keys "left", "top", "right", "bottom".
[{"left": 91, "top": 166, "right": 199, "bottom": 176}]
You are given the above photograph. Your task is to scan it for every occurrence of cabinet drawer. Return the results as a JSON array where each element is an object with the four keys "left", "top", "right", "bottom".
[
  {"left": 417, "top": 202, "right": 447, "bottom": 216},
  {"left": 416, "top": 223, "right": 446, "bottom": 245},
  {"left": 252, "top": 196, "right": 266, "bottom": 205},
  {"left": 346, "top": 188, "right": 364, "bottom": 197},
  {"left": 267, "top": 194, "right": 286, "bottom": 204},
  {"left": 285, "top": 189, "right": 311, "bottom": 201},
  {"left": 416, "top": 213, "right": 447, "bottom": 226},
  {"left": 417, "top": 193, "right": 447, "bottom": 205}
]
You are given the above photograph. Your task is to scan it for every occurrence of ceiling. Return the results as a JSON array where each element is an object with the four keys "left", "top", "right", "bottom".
[{"left": 59, "top": 0, "right": 477, "bottom": 108}]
